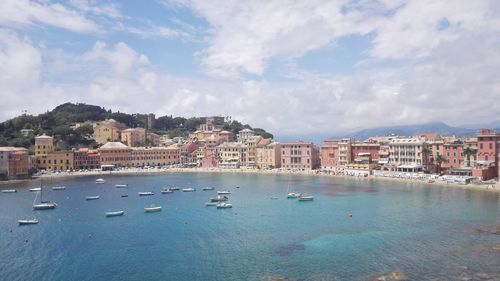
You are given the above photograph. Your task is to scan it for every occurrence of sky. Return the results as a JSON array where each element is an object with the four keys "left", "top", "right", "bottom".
[{"left": 0, "top": 0, "right": 499, "bottom": 138}]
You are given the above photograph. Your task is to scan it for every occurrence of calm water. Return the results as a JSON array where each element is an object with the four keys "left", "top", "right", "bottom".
[{"left": 0, "top": 173, "right": 499, "bottom": 281}]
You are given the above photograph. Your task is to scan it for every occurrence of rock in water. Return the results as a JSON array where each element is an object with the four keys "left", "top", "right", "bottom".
[{"left": 368, "top": 270, "right": 408, "bottom": 281}]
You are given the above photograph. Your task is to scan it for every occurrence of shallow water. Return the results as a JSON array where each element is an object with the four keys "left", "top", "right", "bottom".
[{"left": 0, "top": 173, "right": 499, "bottom": 281}]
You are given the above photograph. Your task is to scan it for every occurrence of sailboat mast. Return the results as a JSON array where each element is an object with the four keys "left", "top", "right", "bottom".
[{"left": 40, "top": 178, "right": 43, "bottom": 203}]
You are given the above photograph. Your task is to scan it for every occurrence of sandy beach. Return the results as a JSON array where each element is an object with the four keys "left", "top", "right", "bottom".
[{"left": 1, "top": 167, "right": 499, "bottom": 193}]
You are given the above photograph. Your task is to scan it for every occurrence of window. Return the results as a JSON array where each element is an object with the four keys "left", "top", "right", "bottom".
[
  {"left": 480, "top": 143, "right": 483, "bottom": 149},
  {"left": 489, "top": 143, "right": 493, "bottom": 149}
]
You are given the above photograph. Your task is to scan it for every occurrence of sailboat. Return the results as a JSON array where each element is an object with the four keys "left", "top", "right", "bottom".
[{"left": 33, "top": 179, "right": 57, "bottom": 210}]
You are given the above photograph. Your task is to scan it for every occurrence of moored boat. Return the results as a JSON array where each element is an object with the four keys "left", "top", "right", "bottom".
[
  {"left": 29, "top": 187, "right": 41, "bottom": 192},
  {"left": 95, "top": 179, "right": 106, "bottom": 184},
  {"left": 161, "top": 189, "right": 173, "bottom": 194},
  {"left": 18, "top": 219, "right": 39, "bottom": 225},
  {"left": 170, "top": 187, "right": 180, "bottom": 191},
  {"left": 51, "top": 186, "right": 66, "bottom": 190},
  {"left": 85, "top": 196, "right": 100, "bottom": 200},
  {"left": 1, "top": 189, "right": 16, "bottom": 193},
  {"left": 33, "top": 202, "right": 57, "bottom": 210},
  {"left": 121, "top": 194, "right": 129, "bottom": 197},
  {"left": 210, "top": 195, "right": 228, "bottom": 202},
  {"left": 287, "top": 192, "right": 301, "bottom": 199},
  {"left": 144, "top": 206, "right": 162, "bottom": 212},
  {"left": 298, "top": 195, "right": 314, "bottom": 201},
  {"left": 217, "top": 190, "right": 231, "bottom": 195},
  {"left": 205, "top": 202, "right": 217, "bottom": 206},
  {"left": 216, "top": 202, "right": 232, "bottom": 209},
  {"left": 138, "top": 191, "right": 154, "bottom": 196},
  {"left": 105, "top": 211, "right": 124, "bottom": 217},
  {"left": 115, "top": 184, "right": 128, "bottom": 188},
  {"left": 182, "top": 188, "right": 196, "bottom": 192},
  {"left": 202, "top": 187, "right": 215, "bottom": 191}
]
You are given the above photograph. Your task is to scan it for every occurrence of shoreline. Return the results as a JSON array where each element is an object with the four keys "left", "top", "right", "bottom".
[{"left": 1, "top": 167, "right": 499, "bottom": 193}]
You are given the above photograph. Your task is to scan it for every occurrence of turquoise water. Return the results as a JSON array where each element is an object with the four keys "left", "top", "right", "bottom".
[{"left": 0, "top": 173, "right": 499, "bottom": 281}]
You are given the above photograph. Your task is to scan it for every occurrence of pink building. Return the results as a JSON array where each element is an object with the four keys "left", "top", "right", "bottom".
[
  {"left": 121, "top": 128, "right": 146, "bottom": 147},
  {"left": 442, "top": 141, "right": 464, "bottom": 170},
  {"left": 218, "top": 130, "right": 234, "bottom": 143},
  {"left": 320, "top": 140, "right": 338, "bottom": 169},
  {"left": 201, "top": 146, "right": 219, "bottom": 168},
  {"left": 350, "top": 142, "right": 380, "bottom": 163},
  {"left": 473, "top": 129, "right": 500, "bottom": 180},
  {"left": 147, "top": 132, "right": 160, "bottom": 146},
  {"left": 280, "top": 142, "right": 320, "bottom": 170},
  {"left": 73, "top": 148, "right": 100, "bottom": 170}
]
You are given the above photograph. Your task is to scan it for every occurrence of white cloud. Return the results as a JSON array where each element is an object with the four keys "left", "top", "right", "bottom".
[
  {"left": 69, "top": 0, "right": 123, "bottom": 19},
  {"left": 0, "top": 0, "right": 100, "bottom": 33}
]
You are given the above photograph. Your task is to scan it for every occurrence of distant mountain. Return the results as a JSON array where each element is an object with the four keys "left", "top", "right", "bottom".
[{"left": 343, "top": 122, "right": 478, "bottom": 140}]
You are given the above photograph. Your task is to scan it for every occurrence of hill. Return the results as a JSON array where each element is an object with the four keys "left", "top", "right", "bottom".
[
  {"left": 0, "top": 103, "right": 273, "bottom": 150},
  {"left": 344, "top": 122, "right": 478, "bottom": 140}
]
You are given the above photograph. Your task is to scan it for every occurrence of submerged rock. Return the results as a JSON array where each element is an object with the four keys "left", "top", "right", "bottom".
[{"left": 367, "top": 270, "right": 408, "bottom": 281}]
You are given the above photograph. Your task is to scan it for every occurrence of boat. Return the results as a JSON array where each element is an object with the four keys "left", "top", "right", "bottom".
[
  {"left": 138, "top": 191, "right": 154, "bottom": 196},
  {"left": 105, "top": 211, "right": 124, "bottom": 217},
  {"left": 51, "top": 186, "right": 66, "bottom": 190},
  {"left": 95, "top": 178, "right": 106, "bottom": 184},
  {"left": 205, "top": 202, "right": 217, "bottom": 206},
  {"left": 33, "top": 179, "right": 57, "bottom": 210},
  {"left": 144, "top": 205, "right": 162, "bottom": 212},
  {"left": 170, "top": 187, "right": 180, "bottom": 191},
  {"left": 202, "top": 187, "right": 215, "bottom": 191},
  {"left": 210, "top": 195, "right": 228, "bottom": 202},
  {"left": 182, "top": 188, "right": 196, "bottom": 192},
  {"left": 271, "top": 197, "right": 279, "bottom": 200},
  {"left": 1, "top": 189, "right": 17, "bottom": 193},
  {"left": 85, "top": 196, "right": 100, "bottom": 200},
  {"left": 121, "top": 194, "right": 129, "bottom": 197},
  {"left": 298, "top": 195, "right": 314, "bottom": 201},
  {"left": 115, "top": 184, "right": 128, "bottom": 188},
  {"left": 287, "top": 192, "right": 301, "bottom": 199},
  {"left": 216, "top": 202, "right": 232, "bottom": 209},
  {"left": 29, "top": 187, "right": 41, "bottom": 192},
  {"left": 18, "top": 219, "right": 39, "bottom": 225},
  {"left": 161, "top": 189, "right": 173, "bottom": 194},
  {"left": 217, "top": 190, "right": 231, "bottom": 195}
]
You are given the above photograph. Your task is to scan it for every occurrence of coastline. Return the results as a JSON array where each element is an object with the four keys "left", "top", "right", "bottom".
[{"left": 1, "top": 167, "right": 499, "bottom": 193}]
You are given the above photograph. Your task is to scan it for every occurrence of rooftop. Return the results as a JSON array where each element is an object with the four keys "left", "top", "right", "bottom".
[{"left": 99, "top": 142, "right": 129, "bottom": 150}]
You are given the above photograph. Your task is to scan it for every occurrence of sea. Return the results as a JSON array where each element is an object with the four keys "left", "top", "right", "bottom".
[{"left": 0, "top": 173, "right": 499, "bottom": 281}]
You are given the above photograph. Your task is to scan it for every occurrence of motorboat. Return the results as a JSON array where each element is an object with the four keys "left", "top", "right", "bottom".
[
  {"left": 18, "top": 219, "right": 39, "bottom": 225},
  {"left": 85, "top": 196, "right": 100, "bottom": 200},
  {"left": 210, "top": 195, "right": 228, "bottom": 202},
  {"left": 95, "top": 179, "right": 106, "bottom": 184},
  {"left": 217, "top": 190, "right": 231, "bottom": 195},
  {"left": 51, "top": 186, "right": 66, "bottom": 190},
  {"left": 287, "top": 192, "right": 301, "bottom": 199},
  {"left": 138, "top": 191, "right": 154, "bottom": 196},
  {"left": 170, "top": 187, "right": 180, "bottom": 191},
  {"left": 161, "top": 189, "right": 173, "bottom": 194},
  {"left": 33, "top": 202, "right": 57, "bottom": 210},
  {"left": 105, "top": 211, "right": 124, "bottom": 217},
  {"left": 1, "top": 189, "right": 16, "bottom": 193},
  {"left": 144, "top": 205, "right": 162, "bottom": 213},
  {"left": 182, "top": 188, "right": 196, "bottom": 192},
  {"left": 115, "top": 184, "right": 128, "bottom": 188},
  {"left": 121, "top": 194, "right": 129, "bottom": 198},
  {"left": 29, "top": 188, "right": 41, "bottom": 192},
  {"left": 205, "top": 202, "right": 217, "bottom": 206},
  {"left": 216, "top": 202, "right": 232, "bottom": 209},
  {"left": 298, "top": 195, "right": 314, "bottom": 201},
  {"left": 202, "top": 187, "right": 215, "bottom": 191}
]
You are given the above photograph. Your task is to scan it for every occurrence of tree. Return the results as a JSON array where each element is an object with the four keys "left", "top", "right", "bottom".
[
  {"left": 435, "top": 153, "right": 443, "bottom": 174},
  {"left": 463, "top": 147, "right": 477, "bottom": 167}
]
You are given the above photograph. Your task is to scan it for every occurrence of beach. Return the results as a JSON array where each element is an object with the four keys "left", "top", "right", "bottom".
[{"left": 2, "top": 166, "right": 499, "bottom": 193}]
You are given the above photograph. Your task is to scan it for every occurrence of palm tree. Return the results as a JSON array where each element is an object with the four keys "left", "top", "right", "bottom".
[
  {"left": 421, "top": 147, "right": 431, "bottom": 172},
  {"left": 435, "top": 153, "right": 443, "bottom": 174},
  {"left": 463, "top": 147, "right": 472, "bottom": 167}
]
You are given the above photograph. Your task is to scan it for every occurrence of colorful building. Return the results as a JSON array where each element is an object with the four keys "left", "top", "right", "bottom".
[
  {"left": 280, "top": 142, "right": 320, "bottom": 170},
  {"left": 121, "top": 128, "right": 146, "bottom": 147},
  {"left": 255, "top": 141, "right": 281, "bottom": 169},
  {"left": 0, "top": 147, "right": 30, "bottom": 179},
  {"left": 73, "top": 148, "right": 100, "bottom": 170},
  {"left": 98, "top": 142, "right": 180, "bottom": 168},
  {"left": 92, "top": 119, "right": 126, "bottom": 144},
  {"left": 45, "top": 151, "right": 74, "bottom": 171},
  {"left": 217, "top": 142, "right": 244, "bottom": 169},
  {"left": 388, "top": 137, "right": 430, "bottom": 172},
  {"left": 473, "top": 129, "right": 500, "bottom": 180},
  {"left": 320, "top": 140, "right": 339, "bottom": 169}
]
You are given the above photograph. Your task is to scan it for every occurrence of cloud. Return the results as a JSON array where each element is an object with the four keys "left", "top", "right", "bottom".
[
  {"left": 0, "top": 0, "right": 100, "bottom": 33},
  {"left": 69, "top": 0, "right": 123, "bottom": 19}
]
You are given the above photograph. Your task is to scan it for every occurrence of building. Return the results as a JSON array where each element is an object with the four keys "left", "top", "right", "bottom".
[
  {"left": 237, "top": 128, "right": 255, "bottom": 142},
  {"left": 98, "top": 142, "right": 133, "bottom": 167},
  {"left": 242, "top": 136, "right": 263, "bottom": 167},
  {"left": 147, "top": 132, "right": 161, "bottom": 146},
  {"left": 73, "top": 148, "right": 100, "bottom": 170},
  {"left": 280, "top": 142, "right": 320, "bottom": 170},
  {"left": 217, "top": 142, "right": 244, "bottom": 168},
  {"left": 320, "top": 140, "right": 339, "bottom": 169},
  {"left": 133, "top": 113, "right": 156, "bottom": 129},
  {"left": 351, "top": 142, "right": 380, "bottom": 164},
  {"left": 255, "top": 141, "right": 281, "bottom": 169},
  {"left": 0, "top": 147, "right": 30, "bottom": 179},
  {"left": 388, "top": 137, "right": 430, "bottom": 172},
  {"left": 201, "top": 145, "right": 219, "bottom": 168},
  {"left": 198, "top": 116, "right": 225, "bottom": 131},
  {"left": 337, "top": 139, "right": 353, "bottom": 166},
  {"left": 121, "top": 128, "right": 146, "bottom": 147},
  {"left": 98, "top": 142, "right": 180, "bottom": 168},
  {"left": 92, "top": 119, "right": 126, "bottom": 144},
  {"left": 442, "top": 140, "right": 464, "bottom": 170},
  {"left": 45, "top": 151, "right": 74, "bottom": 171},
  {"left": 35, "top": 135, "right": 54, "bottom": 170},
  {"left": 473, "top": 129, "right": 500, "bottom": 180}
]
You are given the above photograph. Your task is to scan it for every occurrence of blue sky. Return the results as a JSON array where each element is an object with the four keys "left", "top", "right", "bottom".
[{"left": 0, "top": 0, "right": 499, "bottom": 137}]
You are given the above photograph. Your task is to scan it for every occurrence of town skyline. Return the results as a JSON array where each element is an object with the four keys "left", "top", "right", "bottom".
[{"left": 1, "top": 0, "right": 499, "bottom": 136}]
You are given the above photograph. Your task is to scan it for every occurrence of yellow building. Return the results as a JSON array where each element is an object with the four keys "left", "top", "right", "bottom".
[
  {"left": 98, "top": 142, "right": 180, "bottom": 167},
  {"left": 217, "top": 142, "right": 244, "bottom": 168},
  {"left": 35, "top": 135, "right": 54, "bottom": 170},
  {"left": 93, "top": 123, "right": 122, "bottom": 144},
  {"left": 256, "top": 142, "right": 281, "bottom": 169},
  {"left": 45, "top": 151, "right": 74, "bottom": 171}
]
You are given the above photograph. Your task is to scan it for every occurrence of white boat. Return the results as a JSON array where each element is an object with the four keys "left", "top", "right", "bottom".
[
  {"left": 85, "top": 196, "right": 100, "bottom": 200},
  {"left": 210, "top": 195, "right": 228, "bottom": 202},
  {"left": 115, "top": 184, "right": 128, "bottom": 188},
  {"left": 217, "top": 190, "right": 231, "bottom": 195},
  {"left": 51, "top": 186, "right": 66, "bottom": 190},
  {"left": 138, "top": 191, "right": 154, "bottom": 196},
  {"left": 170, "top": 187, "right": 180, "bottom": 191},
  {"left": 29, "top": 188, "right": 41, "bottom": 192},
  {"left": 105, "top": 211, "right": 124, "bottom": 217},
  {"left": 216, "top": 202, "right": 232, "bottom": 209},
  {"left": 95, "top": 179, "right": 106, "bottom": 184},
  {"left": 18, "top": 219, "right": 39, "bottom": 225},
  {"left": 202, "top": 187, "right": 215, "bottom": 191},
  {"left": 298, "top": 195, "right": 314, "bottom": 201},
  {"left": 161, "top": 189, "right": 173, "bottom": 194},
  {"left": 287, "top": 192, "right": 301, "bottom": 199},
  {"left": 1, "top": 189, "right": 16, "bottom": 193},
  {"left": 33, "top": 202, "right": 57, "bottom": 210},
  {"left": 182, "top": 188, "right": 196, "bottom": 192},
  {"left": 144, "top": 206, "right": 162, "bottom": 212},
  {"left": 205, "top": 202, "right": 217, "bottom": 206}
]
